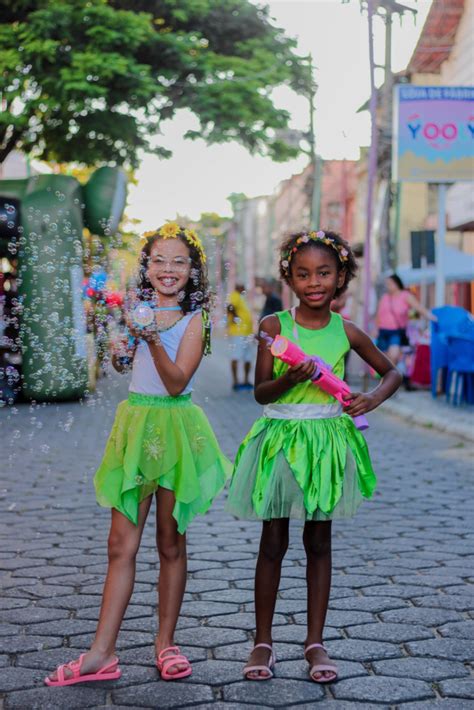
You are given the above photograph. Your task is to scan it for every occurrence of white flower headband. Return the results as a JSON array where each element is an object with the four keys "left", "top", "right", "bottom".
[{"left": 281, "top": 230, "right": 349, "bottom": 274}]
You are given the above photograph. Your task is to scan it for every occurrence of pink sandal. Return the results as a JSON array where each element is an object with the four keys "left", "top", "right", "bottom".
[
  {"left": 304, "top": 643, "right": 338, "bottom": 684},
  {"left": 156, "top": 645, "right": 192, "bottom": 681},
  {"left": 44, "top": 654, "right": 121, "bottom": 687},
  {"left": 243, "top": 642, "right": 276, "bottom": 680}
]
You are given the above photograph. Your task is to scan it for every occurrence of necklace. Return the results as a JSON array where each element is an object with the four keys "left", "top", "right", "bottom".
[{"left": 155, "top": 306, "right": 181, "bottom": 312}]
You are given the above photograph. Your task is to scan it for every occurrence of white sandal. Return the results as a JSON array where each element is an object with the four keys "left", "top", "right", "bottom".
[
  {"left": 304, "top": 643, "right": 338, "bottom": 684},
  {"left": 243, "top": 643, "right": 276, "bottom": 680}
]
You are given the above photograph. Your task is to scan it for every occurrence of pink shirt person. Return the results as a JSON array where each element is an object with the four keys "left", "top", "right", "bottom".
[{"left": 377, "top": 290, "right": 411, "bottom": 330}]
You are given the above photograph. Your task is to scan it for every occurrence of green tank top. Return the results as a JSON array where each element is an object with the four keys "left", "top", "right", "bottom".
[{"left": 272, "top": 310, "right": 350, "bottom": 405}]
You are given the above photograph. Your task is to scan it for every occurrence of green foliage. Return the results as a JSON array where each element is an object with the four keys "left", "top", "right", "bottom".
[{"left": 0, "top": 0, "right": 311, "bottom": 167}]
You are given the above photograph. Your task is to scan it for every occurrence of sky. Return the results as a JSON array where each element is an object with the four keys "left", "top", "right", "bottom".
[{"left": 127, "top": 0, "right": 433, "bottom": 229}]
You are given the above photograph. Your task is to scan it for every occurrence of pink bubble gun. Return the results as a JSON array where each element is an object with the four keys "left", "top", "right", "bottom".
[{"left": 270, "top": 334, "right": 369, "bottom": 431}]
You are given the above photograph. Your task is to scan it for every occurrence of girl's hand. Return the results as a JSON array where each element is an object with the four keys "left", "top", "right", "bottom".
[
  {"left": 125, "top": 316, "right": 160, "bottom": 345},
  {"left": 139, "top": 327, "right": 162, "bottom": 345},
  {"left": 284, "top": 359, "right": 317, "bottom": 385},
  {"left": 343, "top": 391, "right": 380, "bottom": 417}
]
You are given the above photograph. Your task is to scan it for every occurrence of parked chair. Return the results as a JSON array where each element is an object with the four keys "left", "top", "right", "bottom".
[
  {"left": 445, "top": 334, "right": 474, "bottom": 406},
  {"left": 431, "top": 306, "right": 473, "bottom": 398}
]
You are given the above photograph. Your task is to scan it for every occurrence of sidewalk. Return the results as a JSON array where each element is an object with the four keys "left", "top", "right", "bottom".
[{"left": 380, "top": 389, "right": 474, "bottom": 443}]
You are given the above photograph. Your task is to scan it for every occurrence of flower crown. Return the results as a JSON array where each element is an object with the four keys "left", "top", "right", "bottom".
[
  {"left": 281, "top": 230, "right": 349, "bottom": 274},
  {"left": 142, "top": 222, "right": 207, "bottom": 263}
]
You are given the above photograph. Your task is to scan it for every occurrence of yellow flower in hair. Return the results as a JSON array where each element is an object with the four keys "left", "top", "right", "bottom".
[
  {"left": 184, "top": 228, "right": 207, "bottom": 263},
  {"left": 142, "top": 229, "right": 157, "bottom": 239},
  {"left": 158, "top": 222, "right": 181, "bottom": 239}
]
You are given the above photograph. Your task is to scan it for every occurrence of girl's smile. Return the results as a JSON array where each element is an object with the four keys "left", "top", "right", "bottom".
[
  {"left": 147, "top": 239, "right": 191, "bottom": 297},
  {"left": 289, "top": 246, "right": 345, "bottom": 310}
]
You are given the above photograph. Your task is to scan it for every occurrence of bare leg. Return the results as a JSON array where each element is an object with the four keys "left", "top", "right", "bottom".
[
  {"left": 47, "top": 497, "right": 153, "bottom": 680},
  {"left": 387, "top": 344, "right": 401, "bottom": 367},
  {"left": 303, "top": 520, "right": 335, "bottom": 681},
  {"left": 244, "top": 360, "right": 251, "bottom": 385},
  {"left": 155, "top": 487, "right": 188, "bottom": 675},
  {"left": 246, "top": 519, "right": 289, "bottom": 679},
  {"left": 231, "top": 359, "right": 239, "bottom": 387}
]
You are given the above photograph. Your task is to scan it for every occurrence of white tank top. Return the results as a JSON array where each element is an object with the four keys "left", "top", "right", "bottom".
[{"left": 129, "top": 311, "right": 200, "bottom": 396}]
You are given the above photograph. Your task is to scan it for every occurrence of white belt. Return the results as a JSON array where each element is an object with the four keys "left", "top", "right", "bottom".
[{"left": 263, "top": 403, "right": 343, "bottom": 420}]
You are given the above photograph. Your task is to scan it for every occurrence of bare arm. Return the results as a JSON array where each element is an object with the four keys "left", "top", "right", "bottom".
[
  {"left": 147, "top": 313, "right": 204, "bottom": 397},
  {"left": 254, "top": 315, "right": 316, "bottom": 405},
  {"left": 407, "top": 292, "right": 437, "bottom": 322},
  {"left": 343, "top": 320, "right": 402, "bottom": 416}
]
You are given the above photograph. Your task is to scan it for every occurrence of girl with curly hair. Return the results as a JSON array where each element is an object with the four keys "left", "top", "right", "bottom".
[
  {"left": 227, "top": 229, "right": 401, "bottom": 684},
  {"left": 45, "top": 224, "right": 231, "bottom": 687}
]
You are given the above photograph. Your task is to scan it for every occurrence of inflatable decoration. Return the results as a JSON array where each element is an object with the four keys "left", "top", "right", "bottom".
[{"left": 0, "top": 167, "right": 127, "bottom": 401}]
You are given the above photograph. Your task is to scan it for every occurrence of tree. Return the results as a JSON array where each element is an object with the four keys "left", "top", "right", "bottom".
[{"left": 0, "top": 0, "right": 311, "bottom": 167}]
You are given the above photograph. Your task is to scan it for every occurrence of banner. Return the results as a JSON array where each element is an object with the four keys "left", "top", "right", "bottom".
[{"left": 392, "top": 85, "right": 474, "bottom": 182}]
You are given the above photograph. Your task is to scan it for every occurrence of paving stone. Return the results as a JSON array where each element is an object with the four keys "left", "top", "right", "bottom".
[
  {"left": 438, "top": 620, "right": 474, "bottom": 639},
  {"left": 0, "top": 666, "right": 45, "bottom": 692},
  {"left": 200, "top": 589, "right": 254, "bottom": 604},
  {"left": 113, "top": 682, "right": 213, "bottom": 707},
  {"left": 406, "top": 638, "right": 474, "bottom": 661},
  {"left": 328, "top": 639, "right": 401, "bottom": 661},
  {"left": 439, "top": 679, "right": 474, "bottom": 700},
  {"left": 175, "top": 626, "right": 248, "bottom": 648},
  {"left": 411, "top": 594, "right": 474, "bottom": 611},
  {"left": 380, "top": 607, "right": 463, "bottom": 626},
  {"left": 208, "top": 612, "right": 287, "bottom": 630},
  {"left": 0, "top": 635, "right": 63, "bottom": 653},
  {"left": 399, "top": 702, "right": 474, "bottom": 710},
  {"left": 25, "top": 619, "right": 98, "bottom": 637},
  {"left": 332, "top": 675, "right": 435, "bottom": 702},
  {"left": 4, "top": 686, "right": 108, "bottom": 709},
  {"left": 0, "top": 598, "right": 31, "bottom": 611},
  {"left": 0, "top": 606, "right": 68, "bottom": 624},
  {"left": 347, "top": 622, "right": 433, "bottom": 642},
  {"left": 180, "top": 659, "right": 243, "bottom": 685},
  {"left": 271, "top": 624, "right": 342, "bottom": 644},
  {"left": 372, "top": 656, "right": 470, "bottom": 681},
  {"left": 180, "top": 601, "right": 238, "bottom": 617},
  {"left": 330, "top": 595, "right": 408, "bottom": 612},
  {"left": 223, "top": 678, "right": 325, "bottom": 705},
  {"left": 297, "top": 609, "right": 376, "bottom": 627}
]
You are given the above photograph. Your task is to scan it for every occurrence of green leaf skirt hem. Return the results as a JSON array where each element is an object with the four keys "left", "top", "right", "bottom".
[
  {"left": 94, "top": 392, "right": 232, "bottom": 533},
  {"left": 226, "top": 414, "right": 376, "bottom": 521}
]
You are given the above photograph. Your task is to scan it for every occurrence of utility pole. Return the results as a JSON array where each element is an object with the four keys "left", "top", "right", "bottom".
[
  {"left": 308, "top": 55, "right": 323, "bottom": 229},
  {"left": 364, "top": 0, "right": 378, "bottom": 341}
]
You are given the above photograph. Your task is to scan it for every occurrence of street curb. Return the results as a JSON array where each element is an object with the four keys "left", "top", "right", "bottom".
[{"left": 380, "top": 398, "right": 474, "bottom": 443}]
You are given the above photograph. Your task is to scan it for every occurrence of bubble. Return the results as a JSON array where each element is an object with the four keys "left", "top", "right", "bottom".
[{"left": 40, "top": 444, "right": 50, "bottom": 453}]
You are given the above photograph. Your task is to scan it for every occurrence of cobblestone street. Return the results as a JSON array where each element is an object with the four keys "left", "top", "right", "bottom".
[{"left": 1, "top": 340, "right": 473, "bottom": 709}]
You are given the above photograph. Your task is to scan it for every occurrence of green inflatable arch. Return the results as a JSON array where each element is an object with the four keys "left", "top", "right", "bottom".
[{"left": 0, "top": 167, "right": 127, "bottom": 401}]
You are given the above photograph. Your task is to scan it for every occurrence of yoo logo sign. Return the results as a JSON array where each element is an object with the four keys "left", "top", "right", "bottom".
[{"left": 407, "top": 114, "right": 474, "bottom": 149}]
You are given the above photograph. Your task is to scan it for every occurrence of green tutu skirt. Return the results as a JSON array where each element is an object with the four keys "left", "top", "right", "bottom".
[
  {"left": 226, "top": 414, "right": 376, "bottom": 521},
  {"left": 94, "top": 392, "right": 232, "bottom": 533}
]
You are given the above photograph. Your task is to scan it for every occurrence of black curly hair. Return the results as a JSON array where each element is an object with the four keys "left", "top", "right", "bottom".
[
  {"left": 279, "top": 229, "right": 357, "bottom": 298},
  {"left": 136, "top": 227, "right": 212, "bottom": 354}
]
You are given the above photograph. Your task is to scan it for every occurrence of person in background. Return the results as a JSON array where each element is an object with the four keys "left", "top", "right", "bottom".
[
  {"left": 260, "top": 279, "right": 283, "bottom": 320},
  {"left": 227, "top": 284, "right": 254, "bottom": 391},
  {"left": 375, "top": 273, "right": 436, "bottom": 389}
]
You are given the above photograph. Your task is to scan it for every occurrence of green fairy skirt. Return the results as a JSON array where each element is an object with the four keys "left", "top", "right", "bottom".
[
  {"left": 94, "top": 392, "right": 232, "bottom": 533},
  {"left": 226, "top": 411, "right": 376, "bottom": 521}
]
